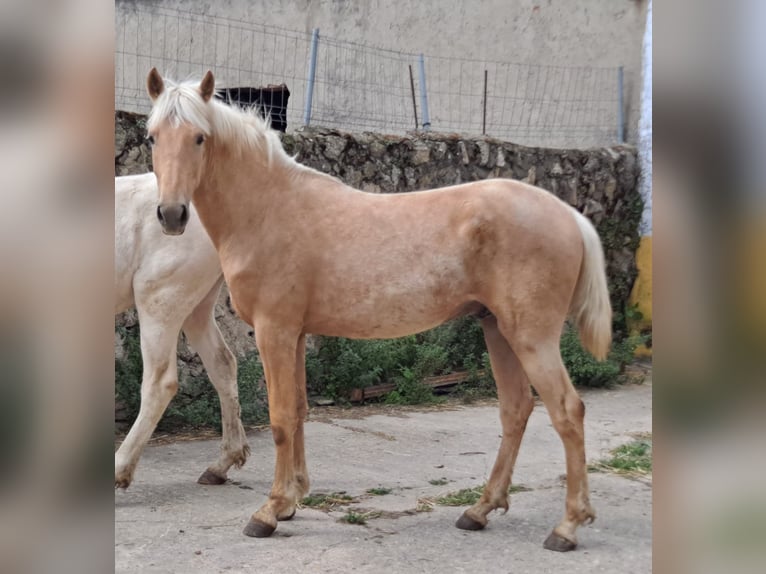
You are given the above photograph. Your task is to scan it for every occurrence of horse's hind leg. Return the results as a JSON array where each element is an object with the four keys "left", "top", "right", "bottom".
[
  {"left": 456, "top": 315, "right": 535, "bottom": 531},
  {"left": 506, "top": 333, "right": 595, "bottom": 552},
  {"left": 115, "top": 314, "right": 180, "bottom": 488},
  {"left": 182, "top": 280, "right": 249, "bottom": 485}
]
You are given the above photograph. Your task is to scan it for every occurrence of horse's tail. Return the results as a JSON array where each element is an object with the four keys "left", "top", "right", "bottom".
[{"left": 568, "top": 207, "right": 612, "bottom": 361}]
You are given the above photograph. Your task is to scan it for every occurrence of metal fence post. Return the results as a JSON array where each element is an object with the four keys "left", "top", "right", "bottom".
[
  {"left": 303, "top": 28, "right": 320, "bottom": 127},
  {"left": 482, "top": 69, "right": 488, "bottom": 135},
  {"left": 417, "top": 54, "right": 431, "bottom": 131},
  {"left": 617, "top": 66, "right": 624, "bottom": 143},
  {"left": 408, "top": 64, "right": 419, "bottom": 129}
]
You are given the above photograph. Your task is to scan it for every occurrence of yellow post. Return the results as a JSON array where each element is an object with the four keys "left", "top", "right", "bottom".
[{"left": 629, "top": 235, "right": 652, "bottom": 357}]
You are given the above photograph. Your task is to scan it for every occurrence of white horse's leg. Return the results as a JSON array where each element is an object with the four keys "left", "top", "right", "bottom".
[
  {"left": 115, "top": 314, "right": 180, "bottom": 488},
  {"left": 182, "top": 280, "right": 250, "bottom": 485}
]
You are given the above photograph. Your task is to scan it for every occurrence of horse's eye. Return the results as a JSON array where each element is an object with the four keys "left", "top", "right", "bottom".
[
  {"left": 196, "top": 134, "right": 205, "bottom": 145},
  {"left": 146, "top": 135, "right": 155, "bottom": 146}
]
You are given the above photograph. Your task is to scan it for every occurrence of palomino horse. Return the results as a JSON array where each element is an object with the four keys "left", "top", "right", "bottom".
[
  {"left": 144, "top": 68, "right": 612, "bottom": 552},
  {"left": 115, "top": 172, "right": 250, "bottom": 488}
]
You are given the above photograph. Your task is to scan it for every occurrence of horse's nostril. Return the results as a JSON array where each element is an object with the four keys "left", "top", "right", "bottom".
[
  {"left": 180, "top": 204, "right": 189, "bottom": 225},
  {"left": 156, "top": 205, "right": 165, "bottom": 223}
]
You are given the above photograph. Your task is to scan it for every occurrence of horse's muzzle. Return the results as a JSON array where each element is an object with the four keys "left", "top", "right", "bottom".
[{"left": 157, "top": 203, "right": 189, "bottom": 235}]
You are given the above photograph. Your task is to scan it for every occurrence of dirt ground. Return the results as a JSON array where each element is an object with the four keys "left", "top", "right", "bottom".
[{"left": 116, "top": 379, "right": 652, "bottom": 573}]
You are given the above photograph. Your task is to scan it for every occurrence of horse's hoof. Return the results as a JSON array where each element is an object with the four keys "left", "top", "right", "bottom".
[
  {"left": 243, "top": 518, "right": 276, "bottom": 538},
  {"left": 543, "top": 531, "right": 577, "bottom": 552},
  {"left": 114, "top": 475, "right": 131, "bottom": 489},
  {"left": 278, "top": 509, "right": 296, "bottom": 521},
  {"left": 197, "top": 469, "right": 227, "bottom": 485},
  {"left": 455, "top": 512, "right": 485, "bottom": 531}
]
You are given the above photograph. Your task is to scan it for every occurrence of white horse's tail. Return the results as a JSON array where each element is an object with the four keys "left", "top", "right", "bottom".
[{"left": 568, "top": 207, "right": 612, "bottom": 361}]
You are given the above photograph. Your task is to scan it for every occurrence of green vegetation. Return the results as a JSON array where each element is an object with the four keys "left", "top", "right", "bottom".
[
  {"left": 560, "top": 325, "right": 645, "bottom": 388},
  {"left": 306, "top": 317, "right": 642, "bottom": 404},
  {"left": 365, "top": 487, "right": 392, "bottom": 496},
  {"left": 305, "top": 317, "right": 492, "bottom": 405},
  {"left": 339, "top": 510, "right": 375, "bottom": 525},
  {"left": 300, "top": 492, "right": 356, "bottom": 510},
  {"left": 116, "top": 301, "right": 644, "bottom": 431},
  {"left": 114, "top": 325, "right": 269, "bottom": 432},
  {"left": 435, "top": 485, "right": 485, "bottom": 506},
  {"left": 431, "top": 483, "right": 532, "bottom": 507},
  {"left": 589, "top": 436, "right": 652, "bottom": 476}
]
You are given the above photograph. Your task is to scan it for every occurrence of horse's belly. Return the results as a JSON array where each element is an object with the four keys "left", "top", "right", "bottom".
[{"left": 305, "top": 286, "right": 472, "bottom": 339}]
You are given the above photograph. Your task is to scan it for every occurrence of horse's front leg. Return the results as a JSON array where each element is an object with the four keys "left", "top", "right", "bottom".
[
  {"left": 115, "top": 314, "right": 180, "bottom": 488},
  {"left": 243, "top": 322, "right": 303, "bottom": 538}
]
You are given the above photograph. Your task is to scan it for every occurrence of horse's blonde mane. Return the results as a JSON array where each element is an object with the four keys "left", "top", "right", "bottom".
[{"left": 147, "top": 77, "right": 289, "bottom": 167}]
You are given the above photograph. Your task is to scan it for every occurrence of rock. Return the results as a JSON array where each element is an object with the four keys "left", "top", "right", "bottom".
[
  {"left": 323, "top": 135, "right": 347, "bottom": 160},
  {"left": 389, "top": 165, "right": 402, "bottom": 188},
  {"left": 477, "top": 140, "right": 490, "bottom": 166},
  {"left": 404, "top": 167, "right": 416, "bottom": 188},
  {"left": 458, "top": 141, "right": 470, "bottom": 165},
  {"left": 433, "top": 142, "right": 448, "bottom": 160},
  {"left": 583, "top": 199, "right": 604, "bottom": 217},
  {"left": 566, "top": 177, "right": 579, "bottom": 205},
  {"left": 362, "top": 182, "right": 382, "bottom": 193},
  {"left": 605, "top": 147, "right": 621, "bottom": 161},
  {"left": 582, "top": 156, "right": 600, "bottom": 173},
  {"left": 412, "top": 142, "right": 430, "bottom": 165},
  {"left": 605, "top": 177, "right": 617, "bottom": 204},
  {"left": 496, "top": 147, "right": 506, "bottom": 167},
  {"left": 523, "top": 166, "right": 537, "bottom": 185},
  {"left": 363, "top": 163, "right": 378, "bottom": 178},
  {"left": 550, "top": 162, "right": 563, "bottom": 176},
  {"left": 370, "top": 141, "right": 386, "bottom": 158}
]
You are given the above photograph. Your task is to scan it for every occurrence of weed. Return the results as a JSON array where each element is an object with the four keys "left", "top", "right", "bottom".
[
  {"left": 339, "top": 510, "right": 375, "bottom": 525},
  {"left": 590, "top": 437, "right": 652, "bottom": 476},
  {"left": 300, "top": 492, "right": 356, "bottom": 511},
  {"left": 435, "top": 485, "right": 484, "bottom": 506},
  {"left": 416, "top": 500, "right": 434, "bottom": 513},
  {"left": 509, "top": 484, "right": 533, "bottom": 494},
  {"left": 365, "top": 487, "right": 392, "bottom": 496},
  {"left": 431, "top": 483, "right": 532, "bottom": 506}
]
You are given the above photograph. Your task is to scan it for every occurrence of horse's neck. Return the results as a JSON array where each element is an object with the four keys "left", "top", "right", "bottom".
[{"left": 193, "top": 148, "right": 294, "bottom": 251}]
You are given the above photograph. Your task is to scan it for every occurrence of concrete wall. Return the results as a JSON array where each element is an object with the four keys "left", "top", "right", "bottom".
[{"left": 116, "top": 0, "right": 648, "bottom": 148}]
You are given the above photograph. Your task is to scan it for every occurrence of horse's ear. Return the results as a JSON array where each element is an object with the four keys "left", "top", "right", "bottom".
[
  {"left": 146, "top": 68, "right": 164, "bottom": 101},
  {"left": 199, "top": 71, "right": 215, "bottom": 102}
]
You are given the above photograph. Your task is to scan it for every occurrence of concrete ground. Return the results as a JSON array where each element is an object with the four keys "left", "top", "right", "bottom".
[{"left": 116, "top": 381, "right": 652, "bottom": 573}]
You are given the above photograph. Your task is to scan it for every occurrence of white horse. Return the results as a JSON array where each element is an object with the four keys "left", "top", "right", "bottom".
[{"left": 115, "top": 172, "right": 250, "bottom": 488}]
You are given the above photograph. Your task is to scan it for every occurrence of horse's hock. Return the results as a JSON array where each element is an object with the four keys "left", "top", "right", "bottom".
[{"left": 115, "top": 112, "right": 642, "bottom": 420}]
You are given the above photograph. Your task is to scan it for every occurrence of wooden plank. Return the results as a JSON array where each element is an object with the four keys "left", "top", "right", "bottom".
[{"left": 349, "top": 370, "right": 486, "bottom": 403}]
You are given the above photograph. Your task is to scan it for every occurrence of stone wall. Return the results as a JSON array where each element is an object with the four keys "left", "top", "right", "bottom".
[{"left": 115, "top": 112, "right": 641, "bottom": 426}]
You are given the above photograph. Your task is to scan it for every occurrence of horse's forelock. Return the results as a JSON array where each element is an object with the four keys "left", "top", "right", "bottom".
[{"left": 147, "top": 80, "right": 212, "bottom": 135}]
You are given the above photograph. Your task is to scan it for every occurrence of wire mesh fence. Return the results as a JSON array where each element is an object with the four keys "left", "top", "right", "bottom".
[{"left": 116, "top": 5, "right": 624, "bottom": 148}]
